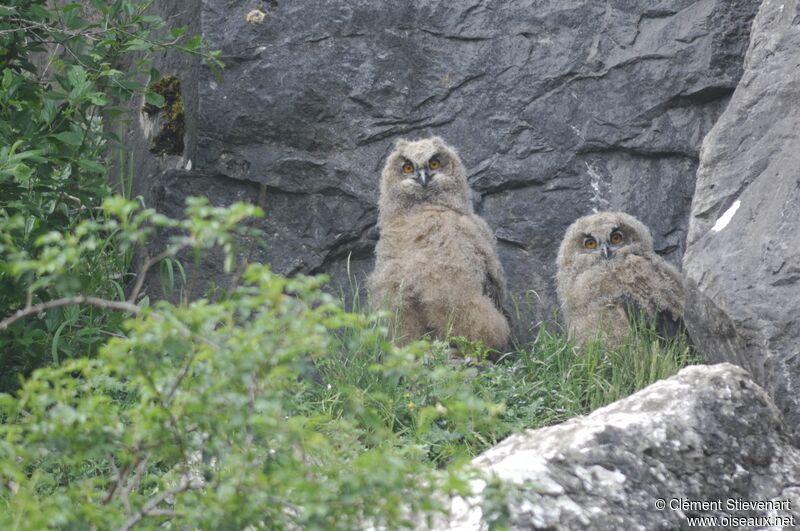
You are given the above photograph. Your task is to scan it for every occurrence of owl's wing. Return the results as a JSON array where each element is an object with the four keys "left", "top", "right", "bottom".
[
  {"left": 618, "top": 295, "right": 685, "bottom": 341},
  {"left": 470, "top": 216, "right": 509, "bottom": 316},
  {"left": 483, "top": 272, "right": 505, "bottom": 313}
]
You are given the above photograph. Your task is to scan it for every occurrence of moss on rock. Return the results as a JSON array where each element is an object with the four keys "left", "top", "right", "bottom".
[{"left": 143, "top": 75, "right": 184, "bottom": 156}]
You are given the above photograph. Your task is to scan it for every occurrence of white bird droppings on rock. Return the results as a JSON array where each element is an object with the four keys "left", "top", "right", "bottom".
[{"left": 711, "top": 199, "right": 740, "bottom": 232}]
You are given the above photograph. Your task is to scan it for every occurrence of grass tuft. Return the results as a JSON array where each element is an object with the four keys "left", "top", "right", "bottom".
[{"left": 300, "top": 296, "right": 699, "bottom": 467}]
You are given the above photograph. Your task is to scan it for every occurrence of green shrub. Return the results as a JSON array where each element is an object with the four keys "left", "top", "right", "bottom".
[
  {"left": 0, "top": 198, "right": 480, "bottom": 529},
  {"left": 0, "top": 0, "right": 221, "bottom": 391}
]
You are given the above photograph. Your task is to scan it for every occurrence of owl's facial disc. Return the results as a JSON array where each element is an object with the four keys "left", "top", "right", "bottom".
[
  {"left": 416, "top": 154, "right": 445, "bottom": 188},
  {"left": 397, "top": 151, "right": 449, "bottom": 192}
]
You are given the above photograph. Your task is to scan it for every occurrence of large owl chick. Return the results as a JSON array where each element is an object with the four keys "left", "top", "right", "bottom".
[
  {"left": 369, "top": 136, "right": 510, "bottom": 350},
  {"left": 556, "top": 211, "right": 685, "bottom": 349}
]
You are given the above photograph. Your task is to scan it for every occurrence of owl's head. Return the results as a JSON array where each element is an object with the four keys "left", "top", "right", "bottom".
[
  {"left": 379, "top": 136, "right": 471, "bottom": 215},
  {"left": 557, "top": 211, "right": 654, "bottom": 271}
]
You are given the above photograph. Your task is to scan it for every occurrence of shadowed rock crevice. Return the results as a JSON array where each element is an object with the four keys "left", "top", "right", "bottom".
[{"left": 142, "top": 75, "right": 185, "bottom": 156}]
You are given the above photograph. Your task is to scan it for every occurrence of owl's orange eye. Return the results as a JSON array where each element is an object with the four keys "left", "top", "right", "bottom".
[
  {"left": 583, "top": 237, "right": 597, "bottom": 250},
  {"left": 610, "top": 231, "right": 623, "bottom": 245},
  {"left": 402, "top": 162, "right": 414, "bottom": 174},
  {"left": 429, "top": 157, "right": 441, "bottom": 170}
]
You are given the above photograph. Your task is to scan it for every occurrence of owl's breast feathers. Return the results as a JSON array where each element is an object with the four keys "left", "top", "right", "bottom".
[
  {"left": 380, "top": 205, "right": 475, "bottom": 251},
  {"left": 376, "top": 205, "right": 493, "bottom": 288}
]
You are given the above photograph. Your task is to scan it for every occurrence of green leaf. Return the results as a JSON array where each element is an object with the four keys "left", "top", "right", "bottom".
[
  {"left": 89, "top": 0, "right": 108, "bottom": 13},
  {"left": 54, "top": 131, "right": 84, "bottom": 147},
  {"left": 9, "top": 149, "right": 47, "bottom": 164},
  {"left": 11, "top": 163, "right": 33, "bottom": 183},
  {"left": 99, "top": 68, "right": 124, "bottom": 78},
  {"left": 170, "top": 26, "right": 188, "bottom": 40},
  {"left": 141, "top": 15, "right": 165, "bottom": 25},
  {"left": 67, "top": 66, "right": 92, "bottom": 102},
  {"left": 124, "top": 39, "right": 151, "bottom": 52},
  {"left": 0, "top": 6, "right": 18, "bottom": 16},
  {"left": 186, "top": 35, "right": 202, "bottom": 51},
  {"left": 44, "top": 89, "right": 68, "bottom": 101},
  {"left": 51, "top": 319, "right": 74, "bottom": 364},
  {"left": 27, "top": 4, "right": 53, "bottom": 20},
  {"left": 78, "top": 159, "right": 106, "bottom": 175},
  {"left": 41, "top": 99, "right": 58, "bottom": 124},
  {"left": 1, "top": 69, "right": 12, "bottom": 90},
  {"left": 144, "top": 91, "right": 165, "bottom": 108},
  {"left": 67, "top": 66, "right": 88, "bottom": 90},
  {"left": 88, "top": 92, "right": 107, "bottom": 106},
  {"left": 7, "top": 140, "right": 25, "bottom": 156},
  {"left": 116, "top": 78, "right": 142, "bottom": 91},
  {"left": 63, "top": 4, "right": 88, "bottom": 29}
]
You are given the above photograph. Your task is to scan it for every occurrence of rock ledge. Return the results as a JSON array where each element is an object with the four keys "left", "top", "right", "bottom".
[{"left": 439, "top": 364, "right": 800, "bottom": 530}]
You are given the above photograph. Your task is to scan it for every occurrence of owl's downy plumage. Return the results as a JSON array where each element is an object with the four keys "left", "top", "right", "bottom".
[
  {"left": 556, "top": 211, "right": 685, "bottom": 349},
  {"left": 369, "top": 136, "right": 510, "bottom": 350}
]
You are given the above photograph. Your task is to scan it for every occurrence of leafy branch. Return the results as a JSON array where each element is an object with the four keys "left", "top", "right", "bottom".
[{"left": 0, "top": 295, "right": 141, "bottom": 331}]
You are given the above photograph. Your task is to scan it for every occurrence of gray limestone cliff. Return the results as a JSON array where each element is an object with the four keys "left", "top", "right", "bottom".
[
  {"left": 683, "top": 0, "right": 800, "bottom": 443},
  {"left": 128, "top": 0, "right": 759, "bottom": 340}
]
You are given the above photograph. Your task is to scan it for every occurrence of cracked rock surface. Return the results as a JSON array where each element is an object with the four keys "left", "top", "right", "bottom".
[
  {"left": 134, "top": 1, "right": 758, "bottom": 338},
  {"left": 436, "top": 364, "right": 800, "bottom": 530},
  {"left": 683, "top": 0, "right": 800, "bottom": 443}
]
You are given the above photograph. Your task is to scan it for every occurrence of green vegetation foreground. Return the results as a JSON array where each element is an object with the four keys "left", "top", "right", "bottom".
[{"left": 0, "top": 197, "right": 694, "bottom": 529}]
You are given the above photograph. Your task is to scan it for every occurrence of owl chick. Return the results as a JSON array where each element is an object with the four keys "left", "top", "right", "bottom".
[
  {"left": 369, "top": 136, "right": 510, "bottom": 350},
  {"left": 556, "top": 211, "right": 685, "bottom": 349}
]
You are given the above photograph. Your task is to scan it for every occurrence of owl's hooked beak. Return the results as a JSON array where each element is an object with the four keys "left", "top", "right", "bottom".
[
  {"left": 416, "top": 168, "right": 428, "bottom": 188},
  {"left": 601, "top": 243, "right": 613, "bottom": 260}
]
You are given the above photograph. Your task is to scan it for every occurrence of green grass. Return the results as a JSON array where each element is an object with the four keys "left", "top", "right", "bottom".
[
  {"left": 476, "top": 321, "right": 697, "bottom": 433},
  {"left": 300, "top": 298, "right": 698, "bottom": 468}
]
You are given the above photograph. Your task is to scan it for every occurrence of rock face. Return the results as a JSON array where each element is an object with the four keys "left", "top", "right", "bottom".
[
  {"left": 682, "top": 0, "right": 800, "bottom": 443},
  {"left": 131, "top": 1, "right": 759, "bottom": 338},
  {"left": 438, "top": 364, "right": 800, "bottom": 530}
]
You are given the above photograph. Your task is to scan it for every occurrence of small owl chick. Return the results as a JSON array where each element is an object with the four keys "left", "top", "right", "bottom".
[
  {"left": 556, "top": 211, "right": 685, "bottom": 349},
  {"left": 369, "top": 136, "right": 510, "bottom": 350}
]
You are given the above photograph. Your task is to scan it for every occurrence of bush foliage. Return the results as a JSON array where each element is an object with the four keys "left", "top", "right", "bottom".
[
  {"left": 0, "top": 198, "right": 475, "bottom": 529},
  {"left": 0, "top": 0, "right": 220, "bottom": 391}
]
